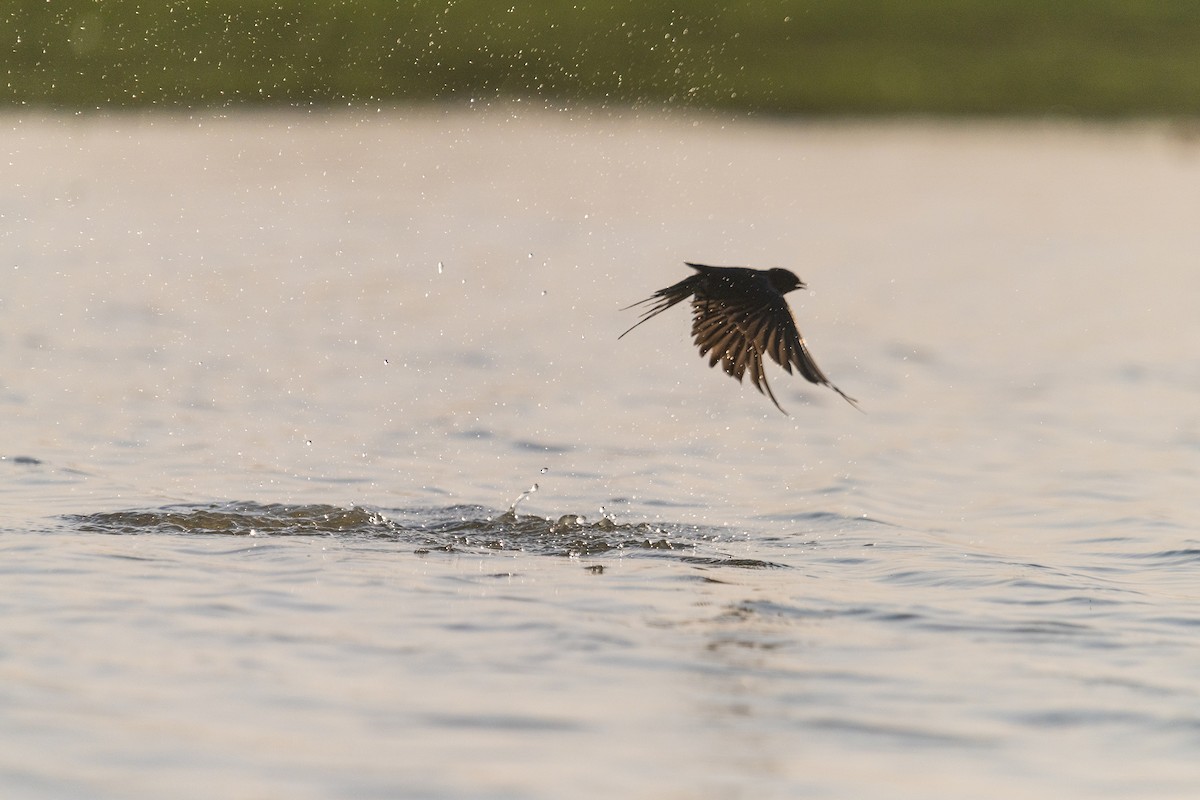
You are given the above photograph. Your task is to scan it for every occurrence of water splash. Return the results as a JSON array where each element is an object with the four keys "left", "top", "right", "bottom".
[
  {"left": 508, "top": 482, "right": 539, "bottom": 515},
  {"left": 64, "top": 502, "right": 795, "bottom": 568}
]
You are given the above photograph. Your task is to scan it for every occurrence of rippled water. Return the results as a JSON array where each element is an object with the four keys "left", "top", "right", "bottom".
[{"left": 4, "top": 109, "right": 1200, "bottom": 798}]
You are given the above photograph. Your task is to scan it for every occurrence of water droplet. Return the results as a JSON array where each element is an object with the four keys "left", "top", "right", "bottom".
[{"left": 507, "top": 481, "right": 540, "bottom": 515}]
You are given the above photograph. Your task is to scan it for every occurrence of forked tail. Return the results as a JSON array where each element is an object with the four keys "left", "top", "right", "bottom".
[{"left": 617, "top": 274, "right": 702, "bottom": 339}]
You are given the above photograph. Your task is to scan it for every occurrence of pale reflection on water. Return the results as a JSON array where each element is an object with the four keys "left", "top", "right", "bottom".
[{"left": 3, "top": 110, "right": 1200, "bottom": 799}]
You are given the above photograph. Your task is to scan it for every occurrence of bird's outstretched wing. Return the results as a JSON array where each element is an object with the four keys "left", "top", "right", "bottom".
[
  {"left": 691, "top": 292, "right": 858, "bottom": 414},
  {"left": 617, "top": 273, "right": 702, "bottom": 339}
]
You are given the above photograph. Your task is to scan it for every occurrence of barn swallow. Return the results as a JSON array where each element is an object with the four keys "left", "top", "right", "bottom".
[{"left": 620, "top": 262, "right": 857, "bottom": 414}]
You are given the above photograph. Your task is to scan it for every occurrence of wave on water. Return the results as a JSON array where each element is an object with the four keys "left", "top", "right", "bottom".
[{"left": 65, "top": 501, "right": 795, "bottom": 567}]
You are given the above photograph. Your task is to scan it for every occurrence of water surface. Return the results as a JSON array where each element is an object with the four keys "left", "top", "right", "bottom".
[{"left": 3, "top": 109, "right": 1200, "bottom": 798}]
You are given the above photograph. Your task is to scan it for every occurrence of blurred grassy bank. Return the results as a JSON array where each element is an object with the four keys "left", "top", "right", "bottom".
[{"left": 6, "top": 0, "right": 1200, "bottom": 115}]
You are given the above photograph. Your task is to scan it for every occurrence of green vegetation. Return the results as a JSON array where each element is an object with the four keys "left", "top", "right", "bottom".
[{"left": 6, "top": 0, "right": 1200, "bottom": 115}]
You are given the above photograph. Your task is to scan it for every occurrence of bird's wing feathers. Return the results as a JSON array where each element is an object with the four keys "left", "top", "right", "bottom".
[
  {"left": 617, "top": 273, "right": 703, "bottom": 340},
  {"left": 691, "top": 291, "right": 858, "bottom": 412},
  {"left": 691, "top": 294, "right": 790, "bottom": 413}
]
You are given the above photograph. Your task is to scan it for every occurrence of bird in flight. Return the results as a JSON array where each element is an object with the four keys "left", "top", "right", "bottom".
[{"left": 619, "top": 262, "right": 857, "bottom": 414}]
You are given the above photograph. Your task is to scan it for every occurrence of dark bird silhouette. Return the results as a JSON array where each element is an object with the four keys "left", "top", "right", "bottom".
[{"left": 619, "top": 262, "right": 857, "bottom": 414}]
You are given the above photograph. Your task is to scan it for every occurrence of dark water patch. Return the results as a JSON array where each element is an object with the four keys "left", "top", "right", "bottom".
[
  {"left": 1078, "top": 517, "right": 1193, "bottom": 536},
  {"left": 423, "top": 712, "right": 582, "bottom": 732},
  {"left": 69, "top": 502, "right": 390, "bottom": 537},
  {"left": 722, "top": 600, "right": 838, "bottom": 622},
  {"left": 641, "top": 497, "right": 707, "bottom": 509},
  {"left": 913, "top": 617, "right": 1100, "bottom": 641},
  {"left": 1010, "top": 708, "right": 1163, "bottom": 730},
  {"left": 1125, "top": 548, "right": 1200, "bottom": 566},
  {"left": 511, "top": 439, "right": 573, "bottom": 454},
  {"left": 813, "top": 555, "right": 874, "bottom": 566},
  {"left": 65, "top": 502, "right": 766, "bottom": 566},
  {"left": 881, "top": 568, "right": 1007, "bottom": 589},
  {"left": 3, "top": 455, "right": 44, "bottom": 466},
  {"left": 451, "top": 428, "right": 495, "bottom": 440},
  {"left": 1147, "top": 615, "right": 1200, "bottom": 629},
  {"left": 990, "top": 592, "right": 1125, "bottom": 609},
  {"left": 722, "top": 598, "right": 1114, "bottom": 646},
  {"left": 808, "top": 716, "right": 988, "bottom": 747},
  {"left": 679, "top": 555, "right": 788, "bottom": 569}
]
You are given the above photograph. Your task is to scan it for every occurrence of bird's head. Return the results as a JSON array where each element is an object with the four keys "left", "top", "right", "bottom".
[{"left": 767, "top": 268, "right": 806, "bottom": 294}]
